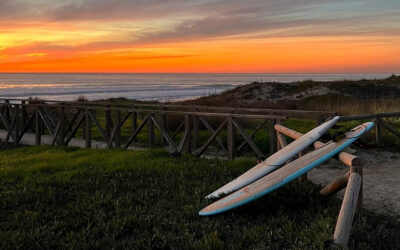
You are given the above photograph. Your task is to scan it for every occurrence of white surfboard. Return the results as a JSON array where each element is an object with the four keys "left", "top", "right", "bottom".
[
  {"left": 200, "top": 122, "right": 373, "bottom": 216},
  {"left": 206, "top": 116, "right": 340, "bottom": 199}
]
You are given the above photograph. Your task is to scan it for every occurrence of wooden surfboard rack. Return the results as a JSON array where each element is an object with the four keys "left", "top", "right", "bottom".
[{"left": 275, "top": 123, "right": 364, "bottom": 249}]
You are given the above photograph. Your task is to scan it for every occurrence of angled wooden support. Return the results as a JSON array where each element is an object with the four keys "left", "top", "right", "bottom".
[
  {"left": 85, "top": 109, "right": 92, "bottom": 148},
  {"left": 51, "top": 120, "right": 63, "bottom": 146},
  {"left": 107, "top": 110, "right": 121, "bottom": 148},
  {"left": 332, "top": 166, "right": 363, "bottom": 249},
  {"left": 150, "top": 114, "right": 177, "bottom": 153},
  {"left": 198, "top": 116, "right": 227, "bottom": 153},
  {"left": 88, "top": 110, "right": 108, "bottom": 142},
  {"left": 161, "top": 108, "right": 168, "bottom": 144},
  {"left": 320, "top": 172, "right": 350, "bottom": 196},
  {"left": 231, "top": 118, "right": 265, "bottom": 160},
  {"left": 237, "top": 119, "right": 268, "bottom": 151},
  {"left": 63, "top": 110, "right": 82, "bottom": 142},
  {"left": 38, "top": 107, "right": 55, "bottom": 136},
  {"left": 193, "top": 118, "right": 227, "bottom": 157},
  {"left": 171, "top": 120, "right": 185, "bottom": 140},
  {"left": 64, "top": 111, "right": 86, "bottom": 145},
  {"left": 124, "top": 115, "right": 148, "bottom": 149}
]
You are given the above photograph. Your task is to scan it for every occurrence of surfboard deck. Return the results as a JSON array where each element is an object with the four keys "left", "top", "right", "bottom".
[
  {"left": 206, "top": 116, "right": 340, "bottom": 199},
  {"left": 199, "top": 122, "right": 373, "bottom": 216}
]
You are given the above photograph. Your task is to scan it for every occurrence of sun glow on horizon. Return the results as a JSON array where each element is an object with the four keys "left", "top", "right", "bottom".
[{"left": 1, "top": 0, "right": 399, "bottom": 73}]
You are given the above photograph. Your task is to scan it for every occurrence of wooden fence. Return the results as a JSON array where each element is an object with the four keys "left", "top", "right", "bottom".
[{"left": 0, "top": 98, "right": 335, "bottom": 160}]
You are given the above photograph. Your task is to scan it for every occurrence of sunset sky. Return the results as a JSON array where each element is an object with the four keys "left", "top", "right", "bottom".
[{"left": 1, "top": 0, "right": 399, "bottom": 73}]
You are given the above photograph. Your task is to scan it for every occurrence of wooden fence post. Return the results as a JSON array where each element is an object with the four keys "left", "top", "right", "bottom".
[
  {"left": 115, "top": 110, "right": 121, "bottom": 148},
  {"left": 192, "top": 114, "right": 199, "bottom": 150},
  {"left": 148, "top": 113, "right": 155, "bottom": 148},
  {"left": 58, "top": 105, "right": 65, "bottom": 145},
  {"left": 5, "top": 100, "right": 10, "bottom": 123},
  {"left": 14, "top": 105, "right": 19, "bottom": 147},
  {"left": 184, "top": 115, "right": 192, "bottom": 153},
  {"left": 106, "top": 105, "right": 112, "bottom": 139},
  {"left": 21, "top": 101, "right": 27, "bottom": 128},
  {"left": 161, "top": 108, "right": 167, "bottom": 144},
  {"left": 35, "top": 107, "right": 42, "bottom": 145},
  {"left": 269, "top": 119, "right": 277, "bottom": 155},
  {"left": 227, "top": 115, "right": 235, "bottom": 161},
  {"left": 375, "top": 117, "right": 382, "bottom": 146},
  {"left": 85, "top": 109, "right": 91, "bottom": 148}
]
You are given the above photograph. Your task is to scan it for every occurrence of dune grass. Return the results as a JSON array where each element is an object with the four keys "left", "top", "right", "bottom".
[{"left": 1, "top": 146, "right": 400, "bottom": 249}]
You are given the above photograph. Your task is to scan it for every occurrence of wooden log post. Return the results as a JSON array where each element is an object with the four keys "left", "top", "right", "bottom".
[
  {"left": 375, "top": 117, "right": 382, "bottom": 147},
  {"left": 106, "top": 105, "right": 112, "bottom": 139},
  {"left": 85, "top": 109, "right": 91, "bottom": 148},
  {"left": 355, "top": 166, "right": 363, "bottom": 221},
  {"left": 192, "top": 114, "right": 199, "bottom": 151},
  {"left": 332, "top": 166, "right": 363, "bottom": 249},
  {"left": 35, "top": 107, "right": 42, "bottom": 145},
  {"left": 184, "top": 115, "right": 192, "bottom": 153},
  {"left": 21, "top": 101, "right": 27, "bottom": 128},
  {"left": 269, "top": 119, "right": 277, "bottom": 155},
  {"left": 14, "top": 105, "right": 19, "bottom": 147},
  {"left": 115, "top": 110, "right": 121, "bottom": 148},
  {"left": 4, "top": 100, "right": 10, "bottom": 123},
  {"left": 148, "top": 113, "right": 155, "bottom": 148},
  {"left": 227, "top": 115, "right": 235, "bottom": 161},
  {"left": 82, "top": 109, "right": 87, "bottom": 140}
]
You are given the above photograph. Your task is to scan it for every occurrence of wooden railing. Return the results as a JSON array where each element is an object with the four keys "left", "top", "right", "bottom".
[{"left": 0, "top": 98, "right": 336, "bottom": 160}]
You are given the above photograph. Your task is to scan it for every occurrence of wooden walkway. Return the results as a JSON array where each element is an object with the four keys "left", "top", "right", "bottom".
[{"left": 0, "top": 129, "right": 109, "bottom": 149}]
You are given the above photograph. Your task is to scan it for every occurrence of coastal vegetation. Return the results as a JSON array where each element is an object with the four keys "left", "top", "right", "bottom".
[
  {"left": 181, "top": 75, "right": 400, "bottom": 115},
  {"left": 1, "top": 146, "right": 400, "bottom": 249}
]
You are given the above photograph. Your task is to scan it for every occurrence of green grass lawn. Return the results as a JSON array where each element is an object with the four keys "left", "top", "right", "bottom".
[{"left": 1, "top": 146, "right": 399, "bottom": 249}]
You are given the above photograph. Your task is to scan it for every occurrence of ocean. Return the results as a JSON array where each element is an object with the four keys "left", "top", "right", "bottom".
[{"left": 0, "top": 73, "right": 393, "bottom": 102}]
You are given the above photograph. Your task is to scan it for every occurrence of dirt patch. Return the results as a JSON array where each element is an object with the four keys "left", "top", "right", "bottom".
[{"left": 308, "top": 148, "right": 400, "bottom": 214}]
